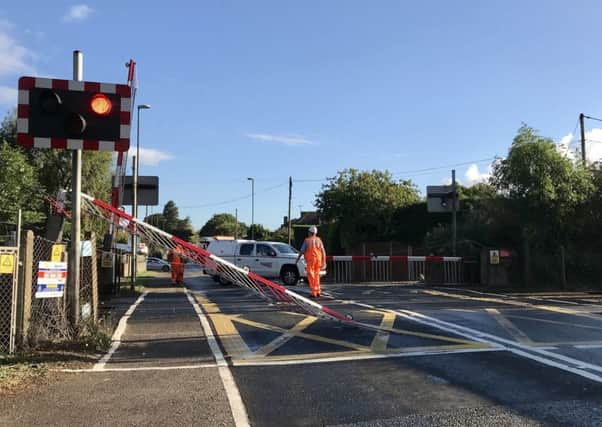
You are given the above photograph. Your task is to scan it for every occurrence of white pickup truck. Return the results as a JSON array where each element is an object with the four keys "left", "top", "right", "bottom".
[{"left": 205, "top": 239, "right": 325, "bottom": 286}]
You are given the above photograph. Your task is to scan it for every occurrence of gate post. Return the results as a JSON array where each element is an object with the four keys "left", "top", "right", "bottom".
[{"left": 20, "top": 231, "right": 34, "bottom": 346}]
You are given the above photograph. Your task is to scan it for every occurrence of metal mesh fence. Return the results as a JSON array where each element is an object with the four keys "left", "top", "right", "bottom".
[
  {"left": 0, "top": 247, "right": 17, "bottom": 354},
  {"left": 27, "top": 236, "right": 70, "bottom": 346}
]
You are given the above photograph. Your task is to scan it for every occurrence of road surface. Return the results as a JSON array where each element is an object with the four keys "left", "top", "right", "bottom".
[{"left": 3, "top": 266, "right": 602, "bottom": 426}]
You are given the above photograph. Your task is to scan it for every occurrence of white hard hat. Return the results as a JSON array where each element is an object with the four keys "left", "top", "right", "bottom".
[{"left": 309, "top": 226, "right": 318, "bottom": 234}]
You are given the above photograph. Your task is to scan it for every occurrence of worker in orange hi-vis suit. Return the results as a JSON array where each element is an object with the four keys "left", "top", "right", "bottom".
[
  {"left": 168, "top": 247, "right": 185, "bottom": 285},
  {"left": 296, "top": 226, "right": 326, "bottom": 298}
]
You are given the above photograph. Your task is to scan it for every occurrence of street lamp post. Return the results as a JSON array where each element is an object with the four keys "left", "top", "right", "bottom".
[
  {"left": 131, "top": 104, "right": 151, "bottom": 291},
  {"left": 247, "top": 177, "right": 254, "bottom": 240}
]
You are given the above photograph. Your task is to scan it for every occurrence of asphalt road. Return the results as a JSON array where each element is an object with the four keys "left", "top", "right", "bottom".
[
  {"left": 187, "top": 274, "right": 602, "bottom": 426},
  {"left": 4, "top": 266, "right": 602, "bottom": 426}
]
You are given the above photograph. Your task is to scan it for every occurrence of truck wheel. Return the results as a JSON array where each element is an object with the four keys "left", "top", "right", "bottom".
[
  {"left": 212, "top": 275, "right": 220, "bottom": 283},
  {"left": 219, "top": 275, "right": 231, "bottom": 285},
  {"left": 280, "top": 266, "right": 300, "bottom": 286}
]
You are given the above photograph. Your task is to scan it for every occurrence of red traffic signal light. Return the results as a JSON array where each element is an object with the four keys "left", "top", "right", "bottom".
[
  {"left": 17, "top": 76, "right": 132, "bottom": 151},
  {"left": 90, "top": 93, "right": 112, "bottom": 116}
]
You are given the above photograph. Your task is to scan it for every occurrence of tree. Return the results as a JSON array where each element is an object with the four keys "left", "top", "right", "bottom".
[
  {"left": 162, "top": 201, "right": 180, "bottom": 231},
  {"left": 490, "top": 124, "right": 594, "bottom": 245},
  {"left": 246, "top": 224, "right": 272, "bottom": 241},
  {"left": 0, "top": 111, "right": 114, "bottom": 236},
  {"left": 199, "top": 213, "right": 247, "bottom": 238},
  {"left": 316, "top": 169, "right": 420, "bottom": 249},
  {"left": 145, "top": 201, "right": 196, "bottom": 242},
  {"left": 0, "top": 142, "right": 44, "bottom": 225}
]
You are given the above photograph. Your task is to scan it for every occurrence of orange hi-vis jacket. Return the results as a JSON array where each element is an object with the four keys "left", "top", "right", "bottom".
[{"left": 303, "top": 236, "right": 325, "bottom": 265}]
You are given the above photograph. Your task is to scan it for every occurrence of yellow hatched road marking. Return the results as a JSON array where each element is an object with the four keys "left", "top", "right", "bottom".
[
  {"left": 210, "top": 313, "right": 254, "bottom": 358},
  {"left": 486, "top": 308, "right": 535, "bottom": 345},
  {"left": 371, "top": 311, "right": 396, "bottom": 353},
  {"left": 195, "top": 290, "right": 487, "bottom": 362},
  {"left": 505, "top": 314, "right": 602, "bottom": 332},
  {"left": 253, "top": 316, "right": 317, "bottom": 357},
  {"left": 231, "top": 315, "right": 371, "bottom": 352},
  {"left": 423, "top": 289, "right": 602, "bottom": 320},
  {"left": 363, "top": 309, "right": 477, "bottom": 346}
]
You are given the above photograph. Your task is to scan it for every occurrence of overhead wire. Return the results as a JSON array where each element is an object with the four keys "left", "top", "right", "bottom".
[
  {"left": 180, "top": 182, "right": 287, "bottom": 209},
  {"left": 293, "top": 156, "right": 497, "bottom": 184}
]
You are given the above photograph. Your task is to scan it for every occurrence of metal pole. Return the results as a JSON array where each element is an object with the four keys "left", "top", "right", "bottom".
[
  {"left": 580, "top": 113, "right": 586, "bottom": 166},
  {"left": 288, "top": 177, "right": 292, "bottom": 245},
  {"left": 235, "top": 208, "right": 238, "bottom": 239},
  {"left": 248, "top": 178, "right": 255, "bottom": 240},
  {"left": 131, "top": 154, "right": 137, "bottom": 291},
  {"left": 69, "top": 50, "right": 83, "bottom": 325},
  {"left": 452, "top": 169, "right": 457, "bottom": 256}
]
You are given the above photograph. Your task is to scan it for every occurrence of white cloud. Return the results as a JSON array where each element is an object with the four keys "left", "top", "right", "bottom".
[
  {"left": 246, "top": 133, "right": 314, "bottom": 146},
  {"left": 0, "top": 22, "right": 34, "bottom": 106},
  {"left": 63, "top": 5, "right": 93, "bottom": 22},
  {"left": 0, "top": 27, "right": 34, "bottom": 78},
  {"left": 128, "top": 147, "right": 174, "bottom": 166},
  {"left": 557, "top": 128, "right": 602, "bottom": 164},
  {"left": 0, "top": 86, "right": 17, "bottom": 105},
  {"left": 464, "top": 163, "right": 490, "bottom": 186}
]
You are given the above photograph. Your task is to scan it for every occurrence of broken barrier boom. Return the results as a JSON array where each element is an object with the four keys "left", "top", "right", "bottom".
[{"left": 80, "top": 194, "right": 353, "bottom": 324}]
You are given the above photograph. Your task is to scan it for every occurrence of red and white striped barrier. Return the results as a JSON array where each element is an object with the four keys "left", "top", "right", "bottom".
[
  {"left": 79, "top": 194, "right": 356, "bottom": 325},
  {"left": 327, "top": 256, "right": 462, "bottom": 262},
  {"left": 326, "top": 255, "right": 463, "bottom": 284}
]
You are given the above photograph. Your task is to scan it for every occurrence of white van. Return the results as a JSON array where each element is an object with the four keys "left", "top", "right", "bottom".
[{"left": 205, "top": 240, "right": 324, "bottom": 286}]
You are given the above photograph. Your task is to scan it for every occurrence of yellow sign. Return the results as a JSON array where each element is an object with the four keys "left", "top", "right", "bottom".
[
  {"left": 51, "top": 245, "right": 65, "bottom": 262},
  {"left": 101, "top": 253, "right": 113, "bottom": 268},
  {"left": 0, "top": 254, "right": 15, "bottom": 274}
]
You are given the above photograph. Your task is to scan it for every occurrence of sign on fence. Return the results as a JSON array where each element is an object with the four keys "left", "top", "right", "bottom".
[
  {"left": 489, "top": 250, "right": 500, "bottom": 265},
  {"left": 51, "top": 244, "right": 65, "bottom": 262},
  {"left": 36, "top": 261, "right": 67, "bottom": 298},
  {"left": 0, "top": 254, "right": 15, "bottom": 274}
]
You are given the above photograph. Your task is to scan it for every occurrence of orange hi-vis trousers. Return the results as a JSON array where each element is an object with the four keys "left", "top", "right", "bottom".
[
  {"left": 303, "top": 236, "right": 325, "bottom": 296},
  {"left": 306, "top": 259, "right": 322, "bottom": 296},
  {"left": 171, "top": 254, "right": 184, "bottom": 284}
]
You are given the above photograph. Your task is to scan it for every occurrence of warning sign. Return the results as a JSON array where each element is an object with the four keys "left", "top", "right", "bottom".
[
  {"left": 101, "top": 252, "right": 112, "bottom": 268},
  {"left": 51, "top": 244, "right": 65, "bottom": 262},
  {"left": 35, "top": 261, "right": 67, "bottom": 298},
  {"left": 0, "top": 254, "right": 15, "bottom": 274},
  {"left": 489, "top": 250, "right": 500, "bottom": 265}
]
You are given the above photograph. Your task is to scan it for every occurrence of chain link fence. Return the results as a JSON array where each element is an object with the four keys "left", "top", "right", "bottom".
[
  {"left": 0, "top": 247, "right": 18, "bottom": 354},
  {"left": 26, "top": 235, "right": 70, "bottom": 346}
]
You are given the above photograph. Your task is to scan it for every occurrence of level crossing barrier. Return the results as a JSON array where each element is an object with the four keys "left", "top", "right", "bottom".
[
  {"left": 78, "top": 194, "right": 360, "bottom": 326},
  {"left": 325, "top": 255, "right": 463, "bottom": 284}
]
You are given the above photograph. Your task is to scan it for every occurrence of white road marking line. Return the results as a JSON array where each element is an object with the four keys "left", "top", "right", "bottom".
[
  {"left": 185, "top": 289, "right": 250, "bottom": 427},
  {"left": 61, "top": 364, "right": 217, "bottom": 373},
  {"left": 93, "top": 291, "right": 148, "bottom": 371},
  {"left": 233, "top": 347, "right": 502, "bottom": 367},
  {"left": 575, "top": 344, "right": 602, "bottom": 349},
  {"left": 393, "top": 308, "right": 602, "bottom": 382}
]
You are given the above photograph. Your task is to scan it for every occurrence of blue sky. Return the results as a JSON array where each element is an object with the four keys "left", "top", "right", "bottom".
[{"left": 2, "top": 1, "right": 602, "bottom": 230}]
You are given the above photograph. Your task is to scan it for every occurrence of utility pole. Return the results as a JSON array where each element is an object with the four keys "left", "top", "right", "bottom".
[
  {"left": 235, "top": 208, "right": 238, "bottom": 239},
  {"left": 452, "top": 169, "right": 457, "bottom": 256},
  {"left": 288, "top": 177, "right": 292, "bottom": 245},
  {"left": 247, "top": 178, "right": 255, "bottom": 240},
  {"left": 580, "top": 113, "right": 586, "bottom": 166},
  {"left": 69, "top": 50, "right": 83, "bottom": 325}
]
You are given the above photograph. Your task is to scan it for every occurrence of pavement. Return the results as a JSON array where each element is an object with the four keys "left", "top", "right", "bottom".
[
  {"left": 3, "top": 266, "right": 602, "bottom": 426},
  {"left": 0, "top": 267, "right": 237, "bottom": 427}
]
